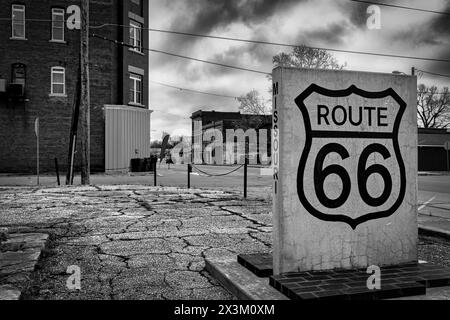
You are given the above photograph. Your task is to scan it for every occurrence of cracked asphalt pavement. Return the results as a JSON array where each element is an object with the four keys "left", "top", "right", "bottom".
[
  {"left": 1, "top": 184, "right": 449, "bottom": 300},
  {"left": 0, "top": 185, "right": 272, "bottom": 300}
]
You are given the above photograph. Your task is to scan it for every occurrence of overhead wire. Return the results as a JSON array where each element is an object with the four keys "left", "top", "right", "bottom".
[
  {"left": 348, "top": 0, "right": 450, "bottom": 16},
  {"left": 150, "top": 80, "right": 239, "bottom": 99},
  {"left": 90, "top": 33, "right": 271, "bottom": 75},
  {"left": 415, "top": 69, "right": 450, "bottom": 79},
  {"left": 2, "top": 16, "right": 449, "bottom": 63}
]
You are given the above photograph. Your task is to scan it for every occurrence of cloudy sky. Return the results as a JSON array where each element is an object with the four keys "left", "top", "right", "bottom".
[{"left": 148, "top": 0, "right": 450, "bottom": 140}]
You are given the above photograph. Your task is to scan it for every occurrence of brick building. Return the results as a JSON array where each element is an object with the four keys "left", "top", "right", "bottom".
[
  {"left": 190, "top": 110, "right": 272, "bottom": 164},
  {"left": 0, "top": 0, "right": 150, "bottom": 173}
]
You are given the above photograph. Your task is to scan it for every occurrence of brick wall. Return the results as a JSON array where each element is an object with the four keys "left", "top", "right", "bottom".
[{"left": 0, "top": 0, "right": 148, "bottom": 174}]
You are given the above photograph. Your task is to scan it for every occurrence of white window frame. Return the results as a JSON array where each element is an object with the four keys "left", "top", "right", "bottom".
[
  {"left": 11, "top": 4, "right": 25, "bottom": 39},
  {"left": 50, "top": 67, "right": 65, "bottom": 96},
  {"left": 51, "top": 8, "right": 65, "bottom": 42},
  {"left": 129, "top": 20, "right": 142, "bottom": 53},
  {"left": 129, "top": 73, "right": 143, "bottom": 105}
]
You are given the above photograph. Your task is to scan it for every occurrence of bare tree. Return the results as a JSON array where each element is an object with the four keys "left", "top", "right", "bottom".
[
  {"left": 273, "top": 45, "right": 347, "bottom": 70},
  {"left": 417, "top": 84, "right": 450, "bottom": 128},
  {"left": 237, "top": 89, "right": 270, "bottom": 115},
  {"left": 238, "top": 46, "right": 347, "bottom": 116}
]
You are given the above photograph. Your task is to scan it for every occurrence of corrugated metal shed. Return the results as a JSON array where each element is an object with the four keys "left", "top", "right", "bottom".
[{"left": 104, "top": 105, "right": 152, "bottom": 171}]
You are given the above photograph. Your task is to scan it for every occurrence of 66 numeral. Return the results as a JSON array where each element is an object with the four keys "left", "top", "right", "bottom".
[{"left": 314, "top": 143, "right": 393, "bottom": 208}]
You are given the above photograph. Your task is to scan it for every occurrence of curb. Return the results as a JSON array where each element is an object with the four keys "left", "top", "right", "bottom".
[
  {"left": 0, "top": 232, "right": 50, "bottom": 300},
  {"left": 418, "top": 226, "right": 450, "bottom": 241},
  {"left": 418, "top": 172, "right": 450, "bottom": 176},
  {"left": 205, "top": 257, "right": 288, "bottom": 300}
]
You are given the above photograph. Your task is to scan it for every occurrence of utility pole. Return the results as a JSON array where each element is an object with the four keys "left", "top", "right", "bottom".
[
  {"left": 35, "top": 117, "right": 40, "bottom": 185},
  {"left": 66, "top": 60, "right": 81, "bottom": 185},
  {"left": 80, "top": 0, "right": 90, "bottom": 184}
]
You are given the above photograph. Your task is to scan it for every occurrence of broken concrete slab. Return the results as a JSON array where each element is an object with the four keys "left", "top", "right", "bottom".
[
  {"left": 205, "top": 256, "right": 288, "bottom": 300},
  {"left": 1, "top": 234, "right": 49, "bottom": 252},
  {"left": 0, "top": 284, "right": 21, "bottom": 300},
  {"left": 0, "top": 227, "right": 8, "bottom": 242},
  {"left": 0, "top": 233, "right": 49, "bottom": 299}
]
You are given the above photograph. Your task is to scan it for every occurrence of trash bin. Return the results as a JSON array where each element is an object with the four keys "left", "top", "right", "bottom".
[{"left": 130, "top": 158, "right": 141, "bottom": 172}]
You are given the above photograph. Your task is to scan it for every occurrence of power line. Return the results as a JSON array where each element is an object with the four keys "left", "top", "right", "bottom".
[
  {"left": 150, "top": 48, "right": 270, "bottom": 75},
  {"left": 152, "top": 109, "right": 189, "bottom": 119},
  {"left": 90, "top": 23, "right": 128, "bottom": 29},
  {"left": 150, "top": 80, "right": 239, "bottom": 99},
  {"left": 415, "top": 69, "right": 450, "bottom": 79},
  {"left": 153, "top": 80, "right": 448, "bottom": 97},
  {"left": 348, "top": 0, "right": 450, "bottom": 16},
  {"left": 2, "top": 16, "right": 450, "bottom": 63},
  {"left": 92, "top": 33, "right": 450, "bottom": 86},
  {"left": 147, "top": 28, "right": 450, "bottom": 63},
  {"left": 91, "top": 25, "right": 450, "bottom": 63},
  {"left": 91, "top": 33, "right": 271, "bottom": 75}
]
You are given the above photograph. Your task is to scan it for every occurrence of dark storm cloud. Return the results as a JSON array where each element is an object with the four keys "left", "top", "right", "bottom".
[
  {"left": 154, "top": 0, "right": 305, "bottom": 65},
  {"left": 389, "top": 1, "right": 450, "bottom": 46},
  {"left": 336, "top": 0, "right": 450, "bottom": 77},
  {"left": 428, "top": 2, "right": 450, "bottom": 34},
  {"left": 388, "top": 3, "right": 450, "bottom": 76},
  {"left": 303, "top": 21, "right": 354, "bottom": 45},
  {"left": 337, "top": 0, "right": 368, "bottom": 28},
  {"left": 181, "top": 17, "right": 354, "bottom": 81},
  {"left": 204, "top": 20, "right": 352, "bottom": 74},
  {"left": 211, "top": 43, "right": 272, "bottom": 70},
  {"left": 175, "top": 0, "right": 303, "bottom": 36}
]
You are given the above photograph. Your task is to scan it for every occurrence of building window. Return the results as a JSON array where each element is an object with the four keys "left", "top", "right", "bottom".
[
  {"left": 11, "top": 4, "right": 25, "bottom": 39},
  {"left": 129, "top": 20, "right": 142, "bottom": 53},
  {"left": 51, "top": 67, "right": 65, "bottom": 95},
  {"left": 11, "top": 63, "right": 26, "bottom": 86},
  {"left": 129, "top": 73, "right": 143, "bottom": 105},
  {"left": 51, "top": 8, "right": 65, "bottom": 41}
]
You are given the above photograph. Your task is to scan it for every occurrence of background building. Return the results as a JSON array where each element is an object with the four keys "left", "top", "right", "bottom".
[
  {"left": 0, "top": 0, "right": 150, "bottom": 173},
  {"left": 418, "top": 128, "right": 450, "bottom": 171},
  {"left": 191, "top": 110, "right": 272, "bottom": 164},
  {"left": 190, "top": 111, "right": 450, "bottom": 170}
]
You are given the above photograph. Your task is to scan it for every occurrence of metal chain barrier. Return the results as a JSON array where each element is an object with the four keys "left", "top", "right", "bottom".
[{"left": 191, "top": 164, "right": 244, "bottom": 177}]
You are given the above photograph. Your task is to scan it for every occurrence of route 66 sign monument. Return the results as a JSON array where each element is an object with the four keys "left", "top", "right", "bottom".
[{"left": 272, "top": 67, "right": 417, "bottom": 274}]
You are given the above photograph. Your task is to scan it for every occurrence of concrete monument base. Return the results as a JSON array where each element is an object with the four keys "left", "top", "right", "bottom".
[{"left": 207, "top": 254, "right": 450, "bottom": 300}]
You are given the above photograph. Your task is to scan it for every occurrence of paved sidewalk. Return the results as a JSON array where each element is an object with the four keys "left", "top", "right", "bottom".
[{"left": 418, "top": 191, "right": 450, "bottom": 239}]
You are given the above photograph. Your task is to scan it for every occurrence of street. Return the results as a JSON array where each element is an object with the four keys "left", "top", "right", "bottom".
[
  {"left": 2, "top": 166, "right": 449, "bottom": 227},
  {"left": 418, "top": 175, "right": 450, "bottom": 194},
  {"left": 0, "top": 165, "right": 449, "bottom": 199}
]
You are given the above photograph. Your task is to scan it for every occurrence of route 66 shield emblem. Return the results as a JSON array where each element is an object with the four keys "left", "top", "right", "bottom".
[{"left": 295, "top": 84, "right": 407, "bottom": 229}]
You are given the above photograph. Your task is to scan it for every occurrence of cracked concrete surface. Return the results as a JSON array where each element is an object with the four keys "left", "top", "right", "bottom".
[
  {"left": 1, "top": 185, "right": 448, "bottom": 300},
  {"left": 0, "top": 186, "right": 272, "bottom": 300}
]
